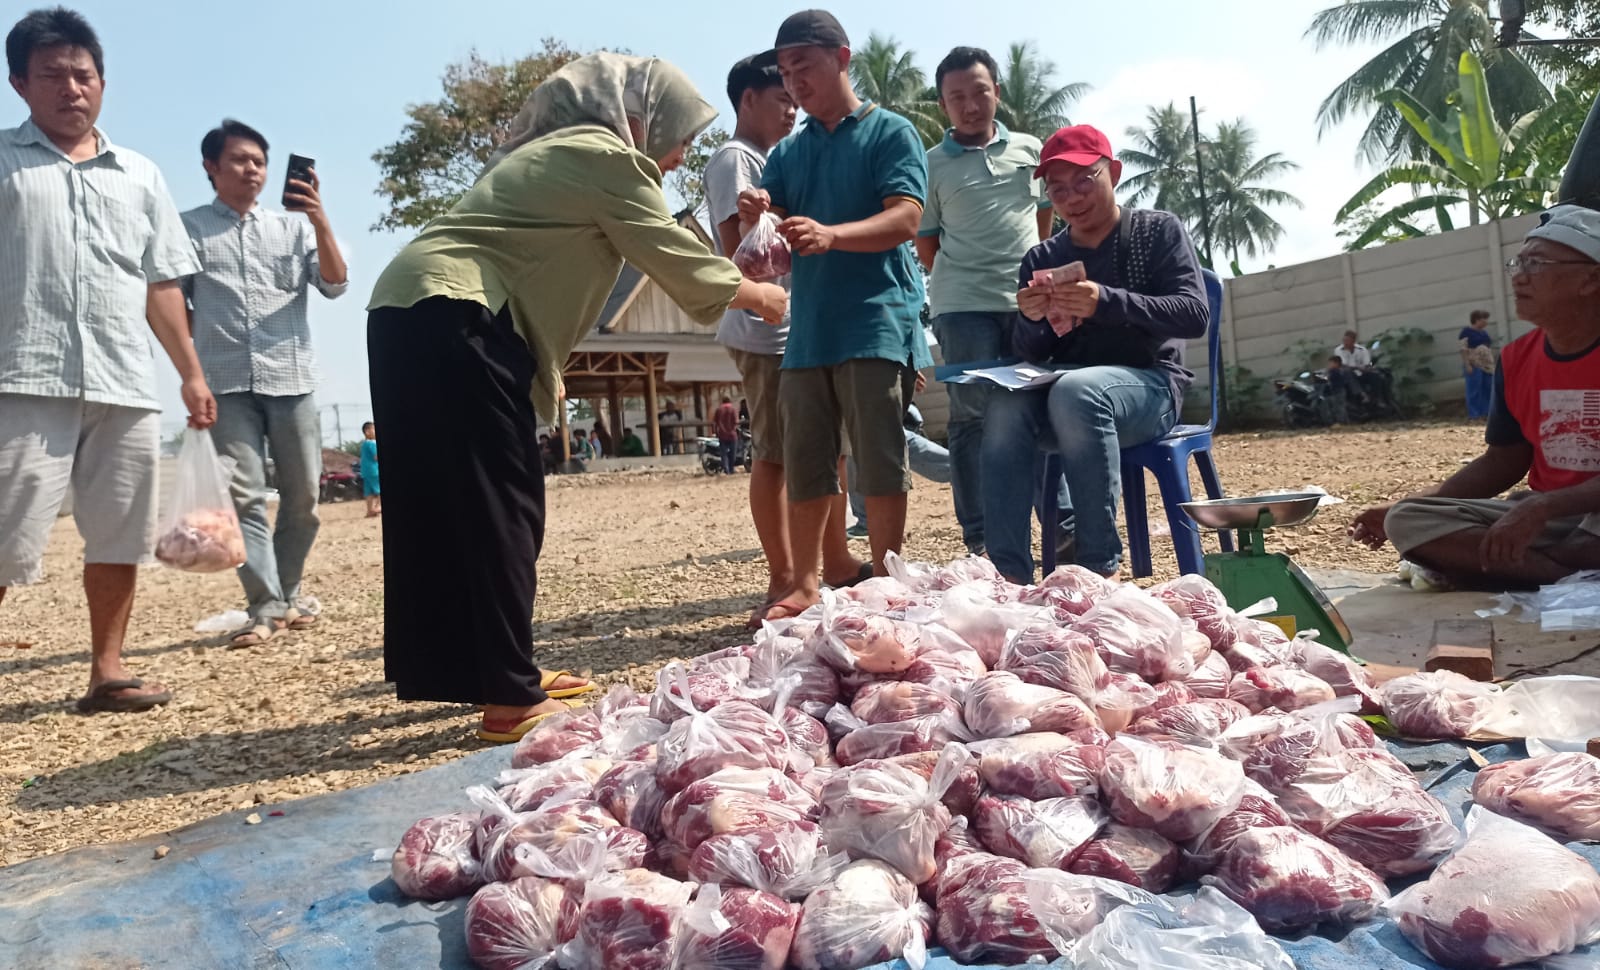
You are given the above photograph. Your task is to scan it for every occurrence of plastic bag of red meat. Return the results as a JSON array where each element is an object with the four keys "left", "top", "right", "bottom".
[
  {"left": 659, "top": 767, "right": 817, "bottom": 852},
  {"left": 1129, "top": 698, "right": 1252, "bottom": 746},
  {"left": 805, "top": 598, "right": 919, "bottom": 675},
  {"left": 963, "top": 671, "right": 1098, "bottom": 738},
  {"left": 654, "top": 676, "right": 793, "bottom": 794},
  {"left": 497, "top": 759, "right": 614, "bottom": 813},
  {"left": 973, "top": 792, "right": 1107, "bottom": 869},
  {"left": 390, "top": 812, "right": 482, "bottom": 900},
  {"left": 1226, "top": 666, "right": 1336, "bottom": 713},
  {"left": 510, "top": 707, "right": 604, "bottom": 768},
  {"left": 669, "top": 883, "right": 800, "bottom": 970},
  {"left": 1060, "top": 886, "right": 1297, "bottom": 970},
  {"left": 1229, "top": 698, "right": 1378, "bottom": 789},
  {"left": 1183, "top": 778, "right": 1292, "bottom": 875},
  {"left": 1471, "top": 751, "right": 1600, "bottom": 842},
  {"left": 830, "top": 708, "right": 973, "bottom": 766},
  {"left": 1272, "top": 744, "right": 1458, "bottom": 877},
  {"left": 850, "top": 681, "right": 961, "bottom": 724},
  {"left": 1388, "top": 806, "right": 1600, "bottom": 969},
  {"left": 997, "top": 624, "right": 1106, "bottom": 695},
  {"left": 884, "top": 550, "right": 1002, "bottom": 593},
  {"left": 1069, "top": 823, "right": 1181, "bottom": 892},
  {"left": 465, "top": 875, "right": 581, "bottom": 970},
  {"left": 1017, "top": 565, "right": 1116, "bottom": 619},
  {"left": 651, "top": 658, "right": 754, "bottom": 722},
  {"left": 937, "top": 582, "right": 1054, "bottom": 668},
  {"left": 971, "top": 732, "right": 1104, "bottom": 800},
  {"left": 1100, "top": 736, "right": 1245, "bottom": 842},
  {"left": 1201, "top": 825, "right": 1388, "bottom": 932},
  {"left": 791, "top": 860, "right": 932, "bottom": 970},
  {"left": 1078, "top": 586, "right": 1194, "bottom": 682},
  {"left": 817, "top": 744, "right": 969, "bottom": 884},
  {"left": 1184, "top": 650, "right": 1233, "bottom": 700},
  {"left": 896, "top": 640, "right": 988, "bottom": 699},
  {"left": 731, "top": 213, "right": 792, "bottom": 282},
  {"left": 1021, "top": 868, "right": 1159, "bottom": 953},
  {"left": 468, "top": 786, "right": 647, "bottom": 883},
  {"left": 154, "top": 430, "right": 248, "bottom": 572},
  {"left": 839, "top": 575, "right": 921, "bottom": 613},
  {"left": 1281, "top": 635, "right": 1382, "bottom": 711},
  {"left": 687, "top": 818, "right": 846, "bottom": 900},
  {"left": 1380, "top": 670, "right": 1501, "bottom": 738},
  {"left": 934, "top": 853, "right": 1058, "bottom": 964},
  {"left": 594, "top": 761, "right": 668, "bottom": 840},
  {"left": 558, "top": 865, "right": 696, "bottom": 970}
]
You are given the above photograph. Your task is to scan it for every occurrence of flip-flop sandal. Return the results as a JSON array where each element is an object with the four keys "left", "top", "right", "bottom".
[
  {"left": 763, "top": 596, "right": 819, "bottom": 622},
  {"left": 476, "top": 698, "right": 587, "bottom": 743},
  {"left": 227, "top": 620, "right": 279, "bottom": 649},
  {"left": 284, "top": 607, "right": 319, "bottom": 630},
  {"left": 823, "top": 562, "right": 875, "bottom": 590},
  {"left": 539, "top": 669, "right": 597, "bottom": 699},
  {"left": 75, "top": 678, "right": 172, "bottom": 714}
]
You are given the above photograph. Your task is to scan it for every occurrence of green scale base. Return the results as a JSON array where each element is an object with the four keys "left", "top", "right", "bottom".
[{"left": 1201, "top": 529, "right": 1354, "bottom": 655}]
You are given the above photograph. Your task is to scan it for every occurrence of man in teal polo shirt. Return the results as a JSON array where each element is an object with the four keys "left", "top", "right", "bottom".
[
  {"left": 739, "top": 9, "right": 929, "bottom": 619},
  {"left": 917, "top": 46, "right": 1053, "bottom": 557}
]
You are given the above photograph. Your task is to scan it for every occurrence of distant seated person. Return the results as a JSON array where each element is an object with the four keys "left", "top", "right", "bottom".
[
  {"left": 537, "top": 433, "right": 557, "bottom": 474},
  {"left": 573, "top": 432, "right": 595, "bottom": 460},
  {"left": 1350, "top": 205, "right": 1600, "bottom": 589},
  {"left": 619, "top": 426, "right": 647, "bottom": 457},
  {"left": 1333, "top": 329, "right": 1372, "bottom": 371},
  {"left": 980, "top": 124, "right": 1208, "bottom": 582},
  {"left": 1323, "top": 355, "right": 1352, "bottom": 422}
]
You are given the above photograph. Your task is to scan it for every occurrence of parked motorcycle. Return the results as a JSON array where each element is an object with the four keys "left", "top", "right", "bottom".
[
  {"left": 319, "top": 468, "right": 364, "bottom": 503},
  {"left": 1274, "top": 341, "right": 1402, "bottom": 428},
  {"left": 697, "top": 429, "right": 752, "bottom": 475}
]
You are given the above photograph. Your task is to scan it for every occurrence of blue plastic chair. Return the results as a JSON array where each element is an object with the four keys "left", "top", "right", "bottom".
[{"left": 1040, "top": 269, "right": 1231, "bottom": 577}]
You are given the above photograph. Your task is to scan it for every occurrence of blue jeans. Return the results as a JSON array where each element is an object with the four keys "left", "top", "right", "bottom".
[
  {"left": 212, "top": 392, "right": 322, "bottom": 621},
  {"left": 932, "top": 312, "right": 1013, "bottom": 552},
  {"left": 981, "top": 365, "right": 1175, "bottom": 581},
  {"left": 1464, "top": 366, "right": 1493, "bottom": 419},
  {"left": 849, "top": 430, "right": 951, "bottom": 527},
  {"left": 719, "top": 436, "right": 737, "bottom": 474}
]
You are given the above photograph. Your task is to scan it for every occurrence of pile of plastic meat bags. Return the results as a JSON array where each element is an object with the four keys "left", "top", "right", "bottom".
[{"left": 387, "top": 555, "right": 1600, "bottom": 970}]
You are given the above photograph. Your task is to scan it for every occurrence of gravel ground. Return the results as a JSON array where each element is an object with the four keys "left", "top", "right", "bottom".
[{"left": 0, "top": 419, "right": 1485, "bottom": 867}]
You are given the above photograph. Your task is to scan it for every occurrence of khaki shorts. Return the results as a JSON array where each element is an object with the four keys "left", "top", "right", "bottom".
[
  {"left": 780, "top": 358, "right": 909, "bottom": 503},
  {"left": 1385, "top": 496, "right": 1600, "bottom": 556},
  {"left": 727, "top": 347, "right": 783, "bottom": 464},
  {"left": 0, "top": 394, "right": 159, "bottom": 586}
]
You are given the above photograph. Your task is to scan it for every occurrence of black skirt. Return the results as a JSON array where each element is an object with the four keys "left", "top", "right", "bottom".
[{"left": 367, "top": 297, "right": 550, "bottom": 706}]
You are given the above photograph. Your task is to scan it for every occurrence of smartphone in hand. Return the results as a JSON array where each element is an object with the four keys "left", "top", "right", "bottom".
[{"left": 282, "top": 153, "right": 315, "bottom": 210}]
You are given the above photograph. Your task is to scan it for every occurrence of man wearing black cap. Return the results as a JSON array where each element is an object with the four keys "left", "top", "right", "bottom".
[{"left": 738, "top": 9, "right": 931, "bottom": 619}]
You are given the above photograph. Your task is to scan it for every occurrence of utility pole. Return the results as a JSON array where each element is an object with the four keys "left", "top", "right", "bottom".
[
  {"left": 332, "top": 403, "right": 343, "bottom": 449},
  {"left": 1190, "top": 95, "right": 1215, "bottom": 268}
]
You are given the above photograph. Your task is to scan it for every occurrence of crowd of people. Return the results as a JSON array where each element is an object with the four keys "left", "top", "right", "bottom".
[{"left": 6, "top": 5, "right": 1600, "bottom": 747}]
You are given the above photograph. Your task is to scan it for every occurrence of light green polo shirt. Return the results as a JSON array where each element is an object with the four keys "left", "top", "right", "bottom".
[{"left": 919, "top": 122, "right": 1050, "bottom": 316}]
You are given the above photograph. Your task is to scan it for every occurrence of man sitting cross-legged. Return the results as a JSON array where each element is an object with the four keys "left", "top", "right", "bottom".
[{"left": 1351, "top": 205, "right": 1600, "bottom": 588}]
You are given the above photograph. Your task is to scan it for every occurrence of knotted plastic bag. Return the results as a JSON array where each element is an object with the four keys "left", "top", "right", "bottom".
[
  {"left": 154, "top": 429, "right": 245, "bottom": 573},
  {"left": 732, "top": 213, "right": 791, "bottom": 282}
]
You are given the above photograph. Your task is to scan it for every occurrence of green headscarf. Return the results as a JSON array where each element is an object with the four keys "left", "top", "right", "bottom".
[{"left": 485, "top": 52, "right": 718, "bottom": 173}]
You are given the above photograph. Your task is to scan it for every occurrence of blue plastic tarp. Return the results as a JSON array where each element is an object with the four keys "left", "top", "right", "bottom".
[{"left": 0, "top": 739, "right": 1595, "bottom": 970}]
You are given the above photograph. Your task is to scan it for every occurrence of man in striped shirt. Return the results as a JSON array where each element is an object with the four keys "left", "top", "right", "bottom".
[
  {"left": 180, "top": 119, "right": 349, "bottom": 647},
  {"left": 0, "top": 8, "right": 216, "bottom": 712}
]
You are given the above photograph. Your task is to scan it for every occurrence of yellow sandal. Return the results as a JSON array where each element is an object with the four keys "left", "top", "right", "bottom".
[
  {"left": 476, "top": 698, "right": 587, "bottom": 744},
  {"left": 540, "top": 669, "right": 597, "bottom": 700}
]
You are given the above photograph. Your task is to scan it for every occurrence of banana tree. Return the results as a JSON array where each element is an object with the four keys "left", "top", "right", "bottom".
[{"left": 1336, "top": 50, "right": 1560, "bottom": 249}]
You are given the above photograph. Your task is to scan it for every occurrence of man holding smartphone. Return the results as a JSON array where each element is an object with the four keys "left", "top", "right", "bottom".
[{"left": 180, "top": 119, "right": 349, "bottom": 647}]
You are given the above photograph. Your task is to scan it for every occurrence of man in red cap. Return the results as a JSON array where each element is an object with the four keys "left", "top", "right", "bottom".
[{"left": 979, "top": 124, "right": 1208, "bottom": 583}]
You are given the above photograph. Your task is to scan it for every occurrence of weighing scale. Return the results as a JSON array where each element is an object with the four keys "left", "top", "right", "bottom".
[{"left": 1180, "top": 492, "right": 1355, "bottom": 655}]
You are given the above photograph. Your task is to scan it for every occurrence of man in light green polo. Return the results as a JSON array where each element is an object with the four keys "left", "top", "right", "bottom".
[{"left": 916, "top": 46, "right": 1054, "bottom": 556}]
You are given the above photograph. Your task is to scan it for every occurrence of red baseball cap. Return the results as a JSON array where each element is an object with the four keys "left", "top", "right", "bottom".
[{"left": 1036, "top": 124, "right": 1120, "bottom": 179}]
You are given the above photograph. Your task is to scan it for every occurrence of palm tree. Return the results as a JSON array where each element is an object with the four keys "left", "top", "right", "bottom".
[
  {"left": 1119, "top": 103, "right": 1201, "bottom": 220},
  {"left": 1204, "top": 120, "right": 1303, "bottom": 263},
  {"left": 994, "top": 41, "right": 1091, "bottom": 139},
  {"left": 1306, "top": 0, "right": 1564, "bottom": 163},
  {"left": 1337, "top": 51, "right": 1560, "bottom": 248},
  {"left": 849, "top": 33, "right": 942, "bottom": 145}
]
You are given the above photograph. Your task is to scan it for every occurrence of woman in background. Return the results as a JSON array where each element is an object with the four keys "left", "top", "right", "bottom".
[{"left": 1460, "top": 309, "right": 1497, "bottom": 420}]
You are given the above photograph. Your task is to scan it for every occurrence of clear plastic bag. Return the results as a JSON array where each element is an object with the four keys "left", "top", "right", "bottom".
[
  {"left": 1388, "top": 806, "right": 1600, "bottom": 969},
  {"left": 731, "top": 212, "right": 791, "bottom": 282},
  {"left": 558, "top": 865, "right": 695, "bottom": 970},
  {"left": 658, "top": 766, "right": 816, "bottom": 852},
  {"left": 1100, "top": 736, "right": 1245, "bottom": 842},
  {"left": 817, "top": 742, "right": 968, "bottom": 884},
  {"left": 1470, "top": 751, "right": 1600, "bottom": 843},
  {"left": 1062, "top": 886, "right": 1297, "bottom": 970},
  {"left": 685, "top": 818, "right": 846, "bottom": 900},
  {"left": 938, "top": 581, "right": 1054, "bottom": 668},
  {"left": 970, "top": 732, "right": 1104, "bottom": 800},
  {"left": 464, "top": 875, "right": 581, "bottom": 970},
  {"left": 154, "top": 429, "right": 246, "bottom": 572},
  {"left": 1473, "top": 675, "right": 1600, "bottom": 742},
  {"left": 934, "top": 854, "right": 1058, "bottom": 964},
  {"left": 972, "top": 792, "right": 1107, "bottom": 869},
  {"left": 1379, "top": 670, "right": 1502, "bottom": 739},
  {"left": 1201, "top": 825, "right": 1389, "bottom": 933},
  {"left": 962, "top": 670, "right": 1098, "bottom": 738},
  {"left": 1538, "top": 569, "right": 1600, "bottom": 631},
  {"left": 1021, "top": 868, "right": 1158, "bottom": 953},
  {"left": 670, "top": 883, "right": 800, "bottom": 970},
  {"left": 1077, "top": 586, "right": 1195, "bottom": 682},
  {"left": 654, "top": 667, "right": 792, "bottom": 794},
  {"left": 390, "top": 812, "right": 483, "bottom": 901},
  {"left": 790, "top": 860, "right": 931, "bottom": 970},
  {"left": 805, "top": 596, "right": 919, "bottom": 675}
]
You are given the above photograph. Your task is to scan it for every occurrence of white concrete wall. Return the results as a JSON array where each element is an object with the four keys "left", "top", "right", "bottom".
[{"left": 1204, "top": 215, "right": 1542, "bottom": 417}]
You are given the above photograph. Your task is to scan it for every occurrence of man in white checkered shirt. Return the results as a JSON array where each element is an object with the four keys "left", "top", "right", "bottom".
[
  {"left": 179, "top": 119, "right": 349, "bottom": 647},
  {"left": 0, "top": 9, "right": 218, "bottom": 713}
]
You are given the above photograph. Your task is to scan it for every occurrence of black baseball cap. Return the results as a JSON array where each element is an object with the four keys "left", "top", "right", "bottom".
[
  {"left": 773, "top": 9, "right": 850, "bottom": 51},
  {"left": 726, "top": 51, "right": 781, "bottom": 108}
]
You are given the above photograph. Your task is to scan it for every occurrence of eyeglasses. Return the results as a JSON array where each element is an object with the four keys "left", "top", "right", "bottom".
[
  {"left": 1505, "top": 255, "right": 1595, "bottom": 275},
  {"left": 1046, "top": 164, "right": 1106, "bottom": 200}
]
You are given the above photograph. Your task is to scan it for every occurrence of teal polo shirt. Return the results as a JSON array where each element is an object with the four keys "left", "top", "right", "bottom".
[
  {"left": 919, "top": 122, "right": 1050, "bottom": 316},
  {"left": 762, "top": 100, "right": 929, "bottom": 370}
]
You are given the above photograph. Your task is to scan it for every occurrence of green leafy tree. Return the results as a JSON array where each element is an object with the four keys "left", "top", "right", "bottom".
[
  {"left": 1306, "top": 0, "right": 1564, "bottom": 163},
  {"left": 1119, "top": 103, "right": 1202, "bottom": 220},
  {"left": 1335, "top": 199, "right": 1433, "bottom": 248},
  {"left": 995, "top": 41, "right": 1091, "bottom": 139},
  {"left": 1336, "top": 51, "right": 1561, "bottom": 248},
  {"left": 850, "top": 34, "right": 943, "bottom": 145},
  {"left": 1205, "top": 120, "right": 1303, "bottom": 263},
  {"left": 371, "top": 40, "right": 582, "bottom": 231},
  {"left": 666, "top": 127, "right": 730, "bottom": 211}
]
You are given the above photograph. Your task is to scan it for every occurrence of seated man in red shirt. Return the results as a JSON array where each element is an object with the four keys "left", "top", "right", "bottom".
[{"left": 1351, "top": 205, "right": 1600, "bottom": 588}]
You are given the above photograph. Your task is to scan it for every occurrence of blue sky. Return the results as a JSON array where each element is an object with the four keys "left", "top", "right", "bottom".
[{"left": 26, "top": 0, "right": 1410, "bottom": 440}]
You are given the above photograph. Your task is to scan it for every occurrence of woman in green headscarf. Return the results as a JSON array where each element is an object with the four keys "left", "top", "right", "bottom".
[{"left": 367, "top": 54, "right": 787, "bottom": 743}]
